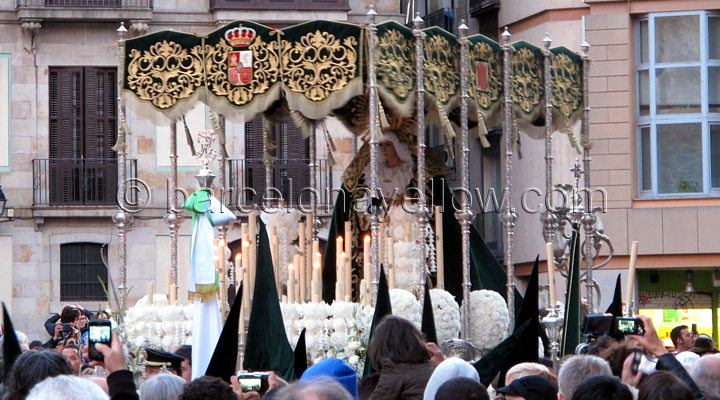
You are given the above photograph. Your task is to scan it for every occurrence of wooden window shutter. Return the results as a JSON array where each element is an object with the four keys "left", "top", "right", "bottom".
[
  {"left": 244, "top": 115, "right": 266, "bottom": 203},
  {"left": 277, "top": 118, "right": 310, "bottom": 204},
  {"left": 84, "top": 67, "right": 118, "bottom": 203}
]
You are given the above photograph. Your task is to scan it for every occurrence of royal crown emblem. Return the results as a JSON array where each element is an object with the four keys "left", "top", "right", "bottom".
[{"left": 225, "top": 27, "right": 256, "bottom": 48}]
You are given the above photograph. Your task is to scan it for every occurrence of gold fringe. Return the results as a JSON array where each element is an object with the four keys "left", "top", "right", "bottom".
[
  {"left": 476, "top": 109, "right": 490, "bottom": 148},
  {"left": 436, "top": 100, "right": 456, "bottom": 159},
  {"left": 377, "top": 94, "right": 390, "bottom": 129},
  {"left": 181, "top": 115, "right": 197, "bottom": 156},
  {"left": 263, "top": 116, "right": 276, "bottom": 164},
  {"left": 512, "top": 112, "right": 523, "bottom": 159},
  {"left": 290, "top": 109, "right": 313, "bottom": 138}
]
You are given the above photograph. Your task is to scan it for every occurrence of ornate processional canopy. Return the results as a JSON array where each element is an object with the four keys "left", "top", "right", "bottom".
[{"left": 121, "top": 20, "right": 585, "bottom": 153}]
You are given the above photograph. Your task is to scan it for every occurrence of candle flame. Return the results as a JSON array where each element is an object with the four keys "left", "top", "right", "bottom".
[
  {"left": 217, "top": 238, "right": 226, "bottom": 247},
  {"left": 313, "top": 262, "right": 321, "bottom": 270},
  {"left": 213, "top": 255, "right": 220, "bottom": 262},
  {"left": 340, "top": 252, "right": 346, "bottom": 258},
  {"left": 288, "top": 263, "right": 294, "bottom": 270},
  {"left": 364, "top": 235, "right": 371, "bottom": 242},
  {"left": 242, "top": 240, "right": 249, "bottom": 248}
]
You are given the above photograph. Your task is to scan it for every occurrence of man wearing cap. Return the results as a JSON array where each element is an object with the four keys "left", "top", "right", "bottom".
[
  {"left": 495, "top": 375, "right": 557, "bottom": 400},
  {"left": 143, "top": 348, "right": 185, "bottom": 380}
]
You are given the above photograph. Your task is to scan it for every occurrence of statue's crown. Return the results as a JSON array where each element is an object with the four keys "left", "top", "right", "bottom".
[{"left": 225, "top": 27, "right": 255, "bottom": 47}]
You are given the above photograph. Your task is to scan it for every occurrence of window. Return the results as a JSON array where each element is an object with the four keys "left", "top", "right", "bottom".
[
  {"left": 60, "top": 243, "right": 108, "bottom": 301},
  {"left": 49, "top": 67, "right": 117, "bottom": 205},
  {"left": 241, "top": 116, "right": 310, "bottom": 205},
  {"left": 637, "top": 12, "right": 720, "bottom": 197}
]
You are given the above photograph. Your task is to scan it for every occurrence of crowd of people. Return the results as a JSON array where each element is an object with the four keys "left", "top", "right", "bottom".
[{"left": 1, "top": 304, "right": 719, "bottom": 400}]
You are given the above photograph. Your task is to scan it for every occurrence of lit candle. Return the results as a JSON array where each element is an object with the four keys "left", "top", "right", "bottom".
[
  {"left": 387, "top": 265, "right": 395, "bottom": 290},
  {"left": 435, "top": 206, "right": 444, "bottom": 289},
  {"left": 363, "top": 235, "right": 371, "bottom": 283},
  {"left": 169, "top": 284, "right": 177, "bottom": 304},
  {"left": 625, "top": 240, "right": 639, "bottom": 311},
  {"left": 359, "top": 279, "right": 368, "bottom": 305},
  {"left": 298, "top": 222, "right": 305, "bottom": 301},
  {"left": 287, "top": 263, "right": 296, "bottom": 303},
  {"left": 546, "top": 242, "right": 557, "bottom": 307},
  {"left": 336, "top": 236, "right": 344, "bottom": 275},
  {"left": 242, "top": 266, "right": 250, "bottom": 315}
]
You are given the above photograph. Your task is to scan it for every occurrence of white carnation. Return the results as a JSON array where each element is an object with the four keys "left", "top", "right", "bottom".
[
  {"left": 430, "top": 289, "right": 461, "bottom": 343},
  {"left": 389, "top": 289, "right": 422, "bottom": 329},
  {"left": 462, "top": 290, "right": 509, "bottom": 350}
]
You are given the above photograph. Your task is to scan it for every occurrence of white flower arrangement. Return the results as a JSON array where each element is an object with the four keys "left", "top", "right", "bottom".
[
  {"left": 462, "top": 290, "right": 509, "bottom": 351},
  {"left": 393, "top": 242, "right": 421, "bottom": 293},
  {"left": 261, "top": 208, "right": 302, "bottom": 283},
  {"left": 280, "top": 301, "right": 373, "bottom": 375},
  {"left": 122, "top": 294, "right": 193, "bottom": 352},
  {"left": 429, "top": 289, "right": 461, "bottom": 343},
  {"left": 389, "top": 289, "right": 422, "bottom": 329}
]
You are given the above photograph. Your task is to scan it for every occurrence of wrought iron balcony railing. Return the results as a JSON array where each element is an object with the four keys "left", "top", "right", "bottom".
[
  {"left": 227, "top": 158, "right": 333, "bottom": 211},
  {"left": 17, "top": 0, "right": 151, "bottom": 7},
  {"left": 32, "top": 158, "right": 137, "bottom": 206}
]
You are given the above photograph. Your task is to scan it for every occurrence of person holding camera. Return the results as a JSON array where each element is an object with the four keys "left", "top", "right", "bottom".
[{"left": 623, "top": 315, "right": 705, "bottom": 400}]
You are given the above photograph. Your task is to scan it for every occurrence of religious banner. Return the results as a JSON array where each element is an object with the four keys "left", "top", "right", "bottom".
[
  {"left": 467, "top": 34, "right": 503, "bottom": 147},
  {"left": 375, "top": 21, "right": 415, "bottom": 117},
  {"left": 280, "top": 20, "right": 365, "bottom": 120},
  {"left": 551, "top": 46, "right": 584, "bottom": 152},
  {"left": 124, "top": 31, "right": 204, "bottom": 113},
  {"left": 422, "top": 26, "right": 460, "bottom": 156},
  {"left": 204, "top": 21, "right": 282, "bottom": 120},
  {"left": 510, "top": 41, "right": 544, "bottom": 121}
]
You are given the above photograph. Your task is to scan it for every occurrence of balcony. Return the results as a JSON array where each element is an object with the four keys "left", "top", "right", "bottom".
[
  {"left": 16, "top": 0, "right": 152, "bottom": 22},
  {"left": 32, "top": 158, "right": 137, "bottom": 215},
  {"left": 209, "top": 0, "right": 349, "bottom": 11},
  {"left": 227, "top": 158, "right": 333, "bottom": 212}
]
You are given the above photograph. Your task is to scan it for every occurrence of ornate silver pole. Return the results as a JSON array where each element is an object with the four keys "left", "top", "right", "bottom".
[
  {"left": 541, "top": 34, "right": 557, "bottom": 248},
  {"left": 367, "top": 6, "right": 381, "bottom": 303},
  {"left": 457, "top": 21, "right": 472, "bottom": 339},
  {"left": 310, "top": 121, "right": 320, "bottom": 239},
  {"left": 580, "top": 40, "right": 595, "bottom": 312},
  {"left": 414, "top": 13, "right": 429, "bottom": 299},
  {"left": 500, "top": 27, "right": 517, "bottom": 331},
  {"left": 165, "top": 122, "right": 182, "bottom": 286},
  {"left": 112, "top": 22, "right": 132, "bottom": 299}
]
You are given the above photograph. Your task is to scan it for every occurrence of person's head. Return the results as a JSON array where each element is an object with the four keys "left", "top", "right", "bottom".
[
  {"left": 60, "top": 306, "right": 81, "bottom": 324},
  {"left": 690, "top": 353, "right": 720, "bottom": 400},
  {"left": 369, "top": 316, "right": 430, "bottom": 370},
  {"left": 141, "top": 373, "right": 188, "bottom": 400},
  {"left": 26, "top": 374, "right": 108, "bottom": 400},
  {"left": 496, "top": 375, "right": 557, "bottom": 400},
  {"left": 505, "top": 362, "right": 551, "bottom": 384},
  {"left": 570, "top": 375, "right": 632, "bottom": 400},
  {"left": 276, "top": 377, "right": 354, "bottom": 400},
  {"left": 15, "top": 331, "right": 29, "bottom": 352},
  {"left": 77, "top": 313, "right": 88, "bottom": 329},
  {"left": 4, "top": 349, "right": 73, "bottom": 400},
  {"left": 671, "top": 325, "right": 693, "bottom": 352},
  {"left": 435, "top": 377, "right": 489, "bottom": 400},
  {"left": 597, "top": 341, "right": 641, "bottom": 378},
  {"left": 423, "top": 357, "right": 479, "bottom": 400},
  {"left": 378, "top": 131, "right": 412, "bottom": 167},
  {"left": 144, "top": 347, "right": 185, "bottom": 379},
  {"left": 439, "top": 339, "right": 480, "bottom": 362},
  {"left": 692, "top": 334, "right": 719, "bottom": 356},
  {"left": 174, "top": 344, "right": 192, "bottom": 382},
  {"left": 180, "top": 376, "right": 235, "bottom": 400},
  {"left": 301, "top": 358, "right": 358, "bottom": 399},
  {"left": 638, "top": 370, "right": 693, "bottom": 400},
  {"left": 61, "top": 344, "right": 83, "bottom": 374},
  {"left": 557, "top": 355, "right": 612, "bottom": 400},
  {"left": 29, "top": 340, "right": 43, "bottom": 350}
]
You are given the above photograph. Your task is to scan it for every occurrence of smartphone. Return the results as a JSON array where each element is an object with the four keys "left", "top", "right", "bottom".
[
  {"left": 237, "top": 373, "right": 269, "bottom": 392},
  {"left": 88, "top": 319, "right": 112, "bottom": 361},
  {"left": 615, "top": 317, "right": 645, "bottom": 336}
]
